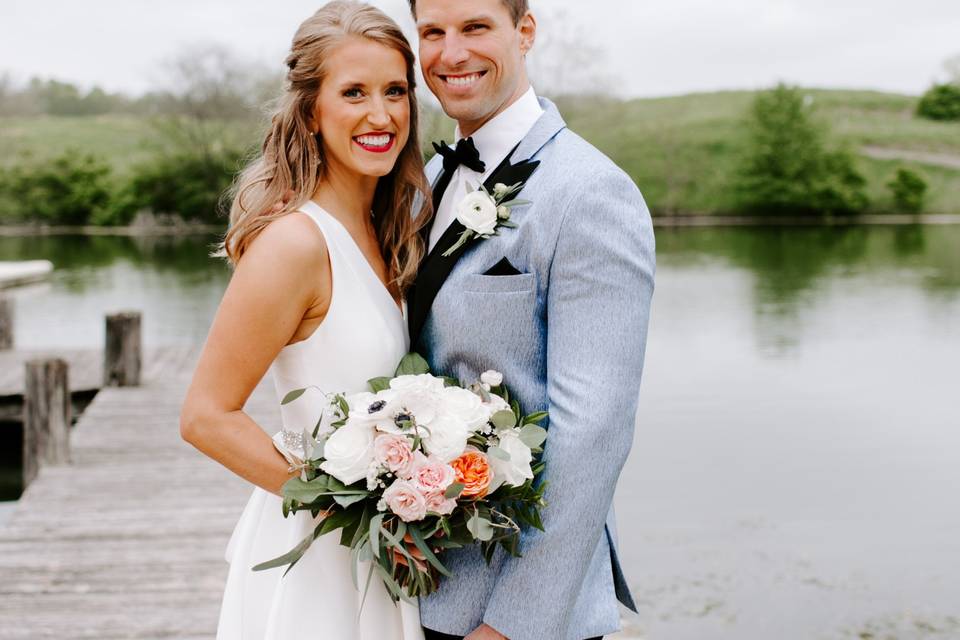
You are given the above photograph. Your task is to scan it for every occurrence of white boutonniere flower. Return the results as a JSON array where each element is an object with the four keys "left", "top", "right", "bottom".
[{"left": 443, "top": 182, "right": 530, "bottom": 257}]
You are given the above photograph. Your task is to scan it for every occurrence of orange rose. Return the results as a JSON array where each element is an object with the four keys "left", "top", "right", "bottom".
[{"left": 451, "top": 451, "right": 492, "bottom": 499}]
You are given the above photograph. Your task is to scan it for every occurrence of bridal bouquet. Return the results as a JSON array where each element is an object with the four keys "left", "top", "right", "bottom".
[{"left": 254, "top": 354, "right": 548, "bottom": 602}]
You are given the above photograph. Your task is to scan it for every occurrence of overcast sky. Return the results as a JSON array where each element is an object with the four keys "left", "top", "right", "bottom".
[{"left": 2, "top": 0, "right": 959, "bottom": 98}]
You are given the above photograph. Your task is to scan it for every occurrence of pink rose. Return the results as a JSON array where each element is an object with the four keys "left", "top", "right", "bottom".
[
  {"left": 424, "top": 490, "right": 457, "bottom": 516},
  {"left": 411, "top": 454, "right": 456, "bottom": 495},
  {"left": 374, "top": 434, "right": 415, "bottom": 478},
  {"left": 382, "top": 480, "right": 428, "bottom": 522}
]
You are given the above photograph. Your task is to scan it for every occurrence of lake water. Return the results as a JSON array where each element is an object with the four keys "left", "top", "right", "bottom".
[{"left": 1, "top": 226, "right": 959, "bottom": 639}]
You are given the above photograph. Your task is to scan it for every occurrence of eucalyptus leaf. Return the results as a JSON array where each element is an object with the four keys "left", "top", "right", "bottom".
[
  {"left": 408, "top": 524, "right": 453, "bottom": 577},
  {"left": 334, "top": 492, "right": 368, "bottom": 508},
  {"left": 522, "top": 411, "right": 548, "bottom": 425},
  {"left": 467, "top": 514, "right": 495, "bottom": 541},
  {"left": 491, "top": 410, "right": 517, "bottom": 430},
  {"left": 395, "top": 353, "right": 432, "bottom": 376},
  {"left": 282, "top": 476, "right": 329, "bottom": 503},
  {"left": 335, "top": 394, "right": 350, "bottom": 416},
  {"left": 519, "top": 424, "right": 548, "bottom": 449},
  {"left": 358, "top": 548, "right": 377, "bottom": 616},
  {"left": 487, "top": 445, "right": 511, "bottom": 462},
  {"left": 281, "top": 388, "right": 306, "bottom": 405},
  {"left": 251, "top": 524, "right": 315, "bottom": 572},
  {"left": 367, "top": 376, "right": 391, "bottom": 393},
  {"left": 444, "top": 482, "right": 465, "bottom": 499},
  {"left": 369, "top": 513, "right": 384, "bottom": 562}
]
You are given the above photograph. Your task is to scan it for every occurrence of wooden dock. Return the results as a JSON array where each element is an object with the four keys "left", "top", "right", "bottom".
[
  {"left": 0, "top": 345, "right": 281, "bottom": 639},
  {"left": 0, "top": 261, "right": 53, "bottom": 289}
]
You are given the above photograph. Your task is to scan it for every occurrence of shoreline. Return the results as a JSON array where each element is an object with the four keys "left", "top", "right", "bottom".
[
  {"left": 652, "top": 213, "right": 960, "bottom": 227},
  {"left": 0, "top": 224, "right": 223, "bottom": 237},
  {"left": 0, "top": 214, "right": 958, "bottom": 237}
]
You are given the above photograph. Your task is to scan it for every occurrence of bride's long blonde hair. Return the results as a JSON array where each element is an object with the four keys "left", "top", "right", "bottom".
[{"left": 222, "top": 1, "right": 431, "bottom": 292}]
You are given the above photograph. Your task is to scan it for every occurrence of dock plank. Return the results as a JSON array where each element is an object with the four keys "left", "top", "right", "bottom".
[
  {"left": 0, "top": 261, "right": 53, "bottom": 289},
  {"left": 0, "top": 345, "right": 280, "bottom": 639}
]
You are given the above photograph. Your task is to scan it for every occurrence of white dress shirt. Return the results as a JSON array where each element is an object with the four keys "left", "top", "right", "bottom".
[{"left": 428, "top": 87, "right": 544, "bottom": 252}]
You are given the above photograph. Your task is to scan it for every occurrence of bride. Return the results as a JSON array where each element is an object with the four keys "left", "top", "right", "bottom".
[{"left": 180, "top": 3, "right": 430, "bottom": 638}]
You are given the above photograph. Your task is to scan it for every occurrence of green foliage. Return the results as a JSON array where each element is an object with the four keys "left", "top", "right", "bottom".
[
  {"left": 887, "top": 168, "right": 928, "bottom": 213},
  {"left": 124, "top": 148, "right": 243, "bottom": 223},
  {"left": 916, "top": 84, "right": 960, "bottom": 121},
  {"left": 734, "top": 84, "right": 869, "bottom": 215},
  {"left": 0, "top": 151, "right": 114, "bottom": 224}
]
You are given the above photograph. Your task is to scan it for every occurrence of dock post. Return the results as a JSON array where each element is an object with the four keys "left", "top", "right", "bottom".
[
  {"left": 0, "top": 297, "right": 12, "bottom": 350},
  {"left": 23, "top": 358, "right": 71, "bottom": 490},
  {"left": 104, "top": 311, "right": 141, "bottom": 387}
]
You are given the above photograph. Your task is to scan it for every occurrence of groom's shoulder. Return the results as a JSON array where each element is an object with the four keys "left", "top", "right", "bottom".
[
  {"left": 542, "top": 128, "right": 640, "bottom": 195},
  {"left": 534, "top": 127, "right": 644, "bottom": 209}
]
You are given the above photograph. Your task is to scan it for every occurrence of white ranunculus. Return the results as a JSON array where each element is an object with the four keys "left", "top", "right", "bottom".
[
  {"left": 319, "top": 422, "right": 376, "bottom": 485},
  {"left": 347, "top": 389, "right": 400, "bottom": 432},
  {"left": 490, "top": 429, "right": 534, "bottom": 488},
  {"left": 344, "top": 391, "right": 378, "bottom": 413},
  {"left": 484, "top": 392, "right": 511, "bottom": 415},
  {"left": 390, "top": 374, "right": 446, "bottom": 395},
  {"left": 440, "top": 386, "right": 492, "bottom": 431},
  {"left": 456, "top": 191, "right": 498, "bottom": 236},
  {"left": 391, "top": 374, "right": 445, "bottom": 426},
  {"left": 421, "top": 414, "right": 471, "bottom": 463},
  {"left": 480, "top": 370, "right": 503, "bottom": 387}
]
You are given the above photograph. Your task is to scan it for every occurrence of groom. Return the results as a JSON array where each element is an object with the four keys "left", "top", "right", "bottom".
[{"left": 406, "top": 1, "right": 655, "bottom": 639}]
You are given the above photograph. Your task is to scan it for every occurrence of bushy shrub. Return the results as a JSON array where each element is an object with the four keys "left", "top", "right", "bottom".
[
  {"left": 916, "top": 84, "right": 960, "bottom": 121},
  {"left": 0, "top": 151, "right": 114, "bottom": 224},
  {"left": 887, "top": 168, "right": 928, "bottom": 213},
  {"left": 125, "top": 148, "right": 245, "bottom": 224},
  {"left": 734, "top": 84, "right": 869, "bottom": 216}
]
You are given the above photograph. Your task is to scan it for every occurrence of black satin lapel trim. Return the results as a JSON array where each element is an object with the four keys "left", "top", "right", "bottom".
[
  {"left": 408, "top": 151, "right": 541, "bottom": 346},
  {"left": 483, "top": 158, "right": 540, "bottom": 194}
]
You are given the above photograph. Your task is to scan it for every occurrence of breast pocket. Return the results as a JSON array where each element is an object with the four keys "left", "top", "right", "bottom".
[
  {"left": 445, "top": 272, "right": 541, "bottom": 361},
  {"left": 459, "top": 272, "right": 536, "bottom": 294}
]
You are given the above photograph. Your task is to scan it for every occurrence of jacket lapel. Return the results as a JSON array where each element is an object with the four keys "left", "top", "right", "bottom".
[{"left": 407, "top": 99, "right": 567, "bottom": 346}]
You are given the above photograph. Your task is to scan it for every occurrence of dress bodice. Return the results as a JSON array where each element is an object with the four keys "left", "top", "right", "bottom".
[{"left": 270, "top": 201, "right": 408, "bottom": 436}]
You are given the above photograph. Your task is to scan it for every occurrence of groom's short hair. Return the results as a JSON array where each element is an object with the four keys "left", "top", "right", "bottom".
[{"left": 407, "top": 0, "right": 530, "bottom": 26}]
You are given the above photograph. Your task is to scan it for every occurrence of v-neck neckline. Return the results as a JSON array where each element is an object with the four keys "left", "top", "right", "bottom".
[{"left": 307, "top": 201, "right": 403, "bottom": 315}]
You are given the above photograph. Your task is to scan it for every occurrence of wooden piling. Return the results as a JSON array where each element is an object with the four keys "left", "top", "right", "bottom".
[
  {"left": 104, "top": 311, "right": 141, "bottom": 387},
  {"left": 22, "top": 358, "right": 71, "bottom": 489},
  {"left": 0, "top": 297, "right": 12, "bottom": 350}
]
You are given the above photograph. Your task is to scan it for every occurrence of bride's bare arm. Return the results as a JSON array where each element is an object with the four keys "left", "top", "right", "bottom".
[{"left": 180, "top": 214, "right": 330, "bottom": 496}]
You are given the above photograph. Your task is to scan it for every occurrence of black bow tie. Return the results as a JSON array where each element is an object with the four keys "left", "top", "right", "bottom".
[{"left": 432, "top": 137, "right": 486, "bottom": 174}]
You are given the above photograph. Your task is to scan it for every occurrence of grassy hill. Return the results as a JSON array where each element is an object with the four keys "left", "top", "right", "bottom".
[
  {"left": 556, "top": 89, "right": 960, "bottom": 215},
  {"left": 2, "top": 89, "right": 958, "bottom": 216}
]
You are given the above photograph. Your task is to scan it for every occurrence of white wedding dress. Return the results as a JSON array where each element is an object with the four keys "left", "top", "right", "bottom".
[{"left": 217, "top": 201, "right": 424, "bottom": 640}]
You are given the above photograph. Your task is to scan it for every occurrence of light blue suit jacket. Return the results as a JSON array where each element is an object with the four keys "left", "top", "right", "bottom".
[{"left": 416, "top": 98, "right": 655, "bottom": 640}]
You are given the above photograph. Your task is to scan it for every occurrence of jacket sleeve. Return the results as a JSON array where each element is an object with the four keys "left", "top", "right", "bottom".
[{"left": 481, "top": 167, "right": 656, "bottom": 639}]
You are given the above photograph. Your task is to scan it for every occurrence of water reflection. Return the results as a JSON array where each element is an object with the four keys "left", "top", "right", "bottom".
[
  {"left": 655, "top": 225, "right": 960, "bottom": 356},
  {"left": 0, "top": 234, "right": 229, "bottom": 349}
]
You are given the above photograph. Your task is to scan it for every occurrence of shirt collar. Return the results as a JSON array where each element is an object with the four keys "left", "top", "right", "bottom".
[{"left": 454, "top": 86, "right": 544, "bottom": 176}]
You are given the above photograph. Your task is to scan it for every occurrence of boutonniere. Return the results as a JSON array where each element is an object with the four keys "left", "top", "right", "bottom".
[{"left": 442, "top": 181, "right": 531, "bottom": 257}]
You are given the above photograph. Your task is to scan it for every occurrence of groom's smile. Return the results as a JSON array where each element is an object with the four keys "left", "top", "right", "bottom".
[{"left": 439, "top": 71, "right": 488, "bottom": 90}]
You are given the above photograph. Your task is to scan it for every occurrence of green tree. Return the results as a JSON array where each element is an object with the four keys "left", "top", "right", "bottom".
[
  {"left": 0, "top": 152, "right": 114, "bottom": 224},
  {"left": 916, "top": 84, "right": 960, "bottom": 121},
  {"left": 734, "top": 84, "right": 868, "bottom": 215},
  {"left": 124, "top": 149, "right": 243, "bottom": 224},
  {"left": 887, "top": 168, "right": 928, "bottom": 213}
]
